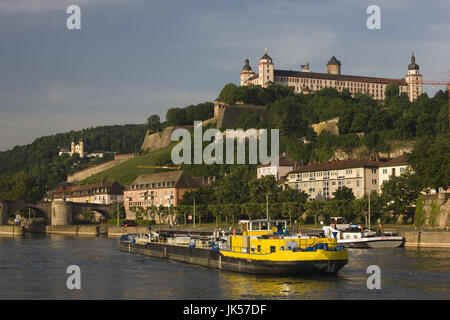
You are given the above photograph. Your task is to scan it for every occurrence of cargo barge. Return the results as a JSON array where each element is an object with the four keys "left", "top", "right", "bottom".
[{"left": 119, "top": 219, "right": 348, "bottom": 275}]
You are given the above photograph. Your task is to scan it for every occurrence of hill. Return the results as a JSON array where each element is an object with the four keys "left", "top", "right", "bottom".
[
  {"left": 0, "top": 124, "right": 146, "bottom": 201},
  {"left": 81, "top": 143, "right": 176, "bottom": 186}
]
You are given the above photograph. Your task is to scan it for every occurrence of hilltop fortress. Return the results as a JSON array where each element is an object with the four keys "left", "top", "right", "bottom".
[
  {"left": 143, "top": 49, "right": 424, "bottom": 153},
  {"left": 240, "top": 49, "right": 423, "bottom": 102}
]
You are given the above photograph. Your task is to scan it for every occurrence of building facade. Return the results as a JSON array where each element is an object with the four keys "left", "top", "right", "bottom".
[
  {"left": 49, "top": 181, "right": 125, "bottom": 204},
  {"left": 123, "top": 171, "right": 202, "bottom": 218},
  {"left": 240, "top": 50, "right": 422, "bottom": 102},
  {"left": 257, "top": 153, "right": 297, "bottom": 181},
  {"left": 287, "top": 156, "right": 409, "bottom": 200},
  {"left": 59, "top": 140, "right": 86, "bottom": 158},
  {"left": 59, "top": 139, "right": 111, "bottom": 158},
  {"left": 378, "top": 155, "right": 409, "bottom": 186}
]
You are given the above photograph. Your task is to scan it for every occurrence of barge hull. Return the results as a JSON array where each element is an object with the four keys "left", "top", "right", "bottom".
[{"left": 119, "top": 242, "right": 347, "bottom": 275}]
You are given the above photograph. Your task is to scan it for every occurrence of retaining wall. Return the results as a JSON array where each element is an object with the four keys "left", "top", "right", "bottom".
[
  {"left": 398, "top": 230, "right": 450, "bottom": 248},
  {"left": 0, "top": 225, "right": 23, "bottom": 236},
  {"left": 46, "top": 225, "right": 99, "bottom": 236},
  {"left": 67, "top": 153, "right": 136, "bottom": 182}
]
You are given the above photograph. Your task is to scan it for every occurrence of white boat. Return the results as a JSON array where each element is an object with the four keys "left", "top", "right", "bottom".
[{"left": 323, "top": 219, "right": 404, "bottom": 249}]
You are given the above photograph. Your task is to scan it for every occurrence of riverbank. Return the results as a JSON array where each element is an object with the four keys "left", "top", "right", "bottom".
[{"left": 1, "top": 224, "right": 450, "bottom": 248}]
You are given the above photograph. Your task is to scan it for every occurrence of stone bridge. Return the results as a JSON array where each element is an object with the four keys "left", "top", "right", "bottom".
[{"left": 0, "top": 200, "right": 113, "bottom": 226}]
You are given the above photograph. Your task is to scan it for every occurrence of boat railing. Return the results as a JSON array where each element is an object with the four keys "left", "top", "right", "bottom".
[
  {"left": 219, "top": 245, "right": 272, "bottom": 255},
  {"left": 122, "top": 233, "right": 341, "bottom": 252}
]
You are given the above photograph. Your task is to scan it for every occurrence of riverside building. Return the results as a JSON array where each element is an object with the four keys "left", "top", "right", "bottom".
[
  {"left": 287, "top": 155, "right": 409, "bottom": 200},
  {"left": 48, "top": 181, "right": 125, "bottom": 204},
  {"left": 123, "top": 171, "right": 202, "bottom": 217}
]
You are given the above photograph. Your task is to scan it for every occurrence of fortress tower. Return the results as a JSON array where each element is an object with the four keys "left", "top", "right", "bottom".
[
  {"left": 327, "top": 55, "right": 341, "bottom": 75},
  {"left": 258, "top": 49, "right": 274, "bottom": 88},
  {"left": 405, "top": 52, "right": 423, "bottom": 102},
  {"left": 240, "top": 59, "right": 255, "bottom": 86}
]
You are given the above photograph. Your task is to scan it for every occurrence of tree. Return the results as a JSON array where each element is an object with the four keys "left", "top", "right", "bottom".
[
  {"left": 279, "top": 188, "right": 309, "bottom": 203},
  {"left": 324, "top": 200, "right": 353, "bottom": 222},
  {"left": 408, "top": 134, "right": 450, "bottom": 190},
  {"left": 218, "top": 83, "right": 239, "bottom": 104},
  {"left": 235, "top": 109, "right": 262, "bottom": 129},
  {"left": 147, "top": 115, "right": 162, "bottom": 133},
  {"left": 332, "top": 186, "right": 355, "bottom": 201},
  {"left": 281, "top": 202, "right": 304, "bottom": 229},
  {"left": 381, "top": 171, "right": 422, "bottom": 217},
  {"left": 166, "top": 107, "right": 187, "bottom": 126},
  {"left": 177, "top": 205, "right": 190, "bottom": 225},
  {"left": 129, "top": 206, "right": 145, "bottom": 220},
  {"left": 216, "top": 166, "right": 253, "bottom": 205},
  {"left": 306, "top": 201, "right": 326, "bottom": 227},
  {"left": 208, "top": 204, "right": 222, "bottom": 226},
  {"left": 111, "top": 202, "right": 126, "bottom": 222},
  {"left": 384, "top": 84, "right": 400, "bottom": 106},
  {"left": 248, "top": 175, "right": 280, "bottom": 203}
]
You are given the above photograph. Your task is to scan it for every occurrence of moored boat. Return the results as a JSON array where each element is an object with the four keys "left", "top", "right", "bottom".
[
  {"left": 323, "top": 218, "right": 405, "bottom": 248},
  {"left": 119, "top": 219, "right": 348, "bottom": 275}
]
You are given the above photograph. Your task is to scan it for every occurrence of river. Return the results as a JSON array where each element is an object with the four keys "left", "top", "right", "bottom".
[{"left": 0, "top": 234, "right": 448, "bottom": 300}]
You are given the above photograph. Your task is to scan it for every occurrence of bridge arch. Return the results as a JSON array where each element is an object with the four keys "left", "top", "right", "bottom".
[
  {"left": 12, "top": 205, "right": 51, "bottom": 225},
  {"left": 0, "top": 200, "right": 112, "bottom": 226}
]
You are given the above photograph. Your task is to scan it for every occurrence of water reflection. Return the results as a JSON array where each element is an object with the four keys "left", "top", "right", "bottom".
[{"left": 218, "top": 271, "right": 343, "bottom": 300}]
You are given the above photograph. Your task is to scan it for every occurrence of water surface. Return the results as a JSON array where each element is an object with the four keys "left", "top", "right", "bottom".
[{"left": 0, "top": 234, "right": 448, "bottom": 299}]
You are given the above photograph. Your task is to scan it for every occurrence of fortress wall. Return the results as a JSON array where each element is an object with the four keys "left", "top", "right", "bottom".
[
  {"left": 67, "top": 153, "right": 137, "bottom": 182},
  {"left": 214, "top": 101, "right": 267, "bottom": 129},
  {"left": 141, "top": 126, "right": 191, "bottom": 152},
  {"left": 311, "top": 117, "right": 340, "bottom": 136}
]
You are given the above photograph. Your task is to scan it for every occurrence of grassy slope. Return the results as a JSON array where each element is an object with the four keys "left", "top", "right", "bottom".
[{"left": 81, "top": 143, "right": 175, "bottom": 186}]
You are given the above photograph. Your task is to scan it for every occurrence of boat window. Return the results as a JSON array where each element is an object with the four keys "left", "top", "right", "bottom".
[
  {"left": 270, "top": 246, "right": 276, "bottom": 253},
  {"left": 261, "top": 221, "right": 269, "bottom": 230},
  {"left": 257, "top": 245, "right": 261, "bottom": 253},
  {"left": 251, "top": 222, "right": 259, "bottom": 231}
]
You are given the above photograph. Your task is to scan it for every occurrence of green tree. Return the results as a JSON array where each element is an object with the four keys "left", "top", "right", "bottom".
[
  {"left": 384, "top": 84, "right": 400, "bottom": 106},
  {"left": 166, "top": 107, "right": 187, "bottom": 126},
  {"left": 306, "top": 201, "right": 326, "bottom": 227},
  {"left": 332, "top": 186, "right": 355, "bottom": 201},
  {"left": 147, "top": 114, "right": 162, "bottom": 133},
  {"left": 381, "top": 171, "right": 422, "bottom": 217},
  {"left": 218, "top": 83, "right": 239, "bottom": 104},
  {"left": 248, "top": 175, "right": 281, "bottom": 203},
  {"left": 407, "top": 134, "right": 450, "bottom": 190},
  {"left": 281, "top": 202, "right": 304, "bottom": 229}
]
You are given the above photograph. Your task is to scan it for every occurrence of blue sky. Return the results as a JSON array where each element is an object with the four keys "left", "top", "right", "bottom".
[{"left": 0, "top": 0, "right": 449, "bottom": 151}]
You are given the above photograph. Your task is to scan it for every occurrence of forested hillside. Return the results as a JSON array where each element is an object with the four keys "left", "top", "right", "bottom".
[
  {"left": 1, "top": 82, "right": 448, "bottom": 204},
  {"left": 217, "top": 83, "right": 449, "bottom": 163},
  {"left": 0, "top": 124, "right": 146, "bottom": 201}
]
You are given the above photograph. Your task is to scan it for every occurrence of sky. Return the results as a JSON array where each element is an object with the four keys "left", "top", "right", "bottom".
[{"left": 0, "top": 0, "right": 449, "bottom": 151}]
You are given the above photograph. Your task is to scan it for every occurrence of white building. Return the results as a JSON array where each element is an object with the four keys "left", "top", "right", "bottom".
[
  {"left": 59, "top": 139, "right": 110, "bottom": 158},
  {"left": 287, "top": 155, "right": 410, "bottom": 200},
  {"left": 59, "top": 140, "right": 86, "bottom": 158},
  {"left": 257, "top": 153, "right": 296, "bottom": 181},
  {"left": 241, "top": 50, "right": 423, "bottom": 102},
  {"left": 378, "top": 155, "right": 409, "bottom": 186}
]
